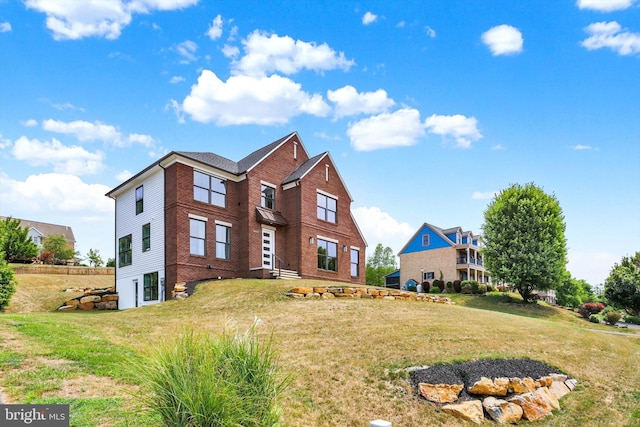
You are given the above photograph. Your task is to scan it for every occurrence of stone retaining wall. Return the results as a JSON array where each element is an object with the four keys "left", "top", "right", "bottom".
[
  {"left": 286, "top": 286, "right": 455, "bottom": 304},
  {"left": 58, "top": 287, "right": 118, "bottom": 311}
]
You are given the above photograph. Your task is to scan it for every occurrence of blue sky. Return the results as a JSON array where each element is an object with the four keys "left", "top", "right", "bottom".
[{"left": 0, "top": 0, "right": 638, "bottom": 286}]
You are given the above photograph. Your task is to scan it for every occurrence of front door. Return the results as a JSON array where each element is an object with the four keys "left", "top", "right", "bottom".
[{"left": 262, "top": 228, "right": 275, "bottom": 269}]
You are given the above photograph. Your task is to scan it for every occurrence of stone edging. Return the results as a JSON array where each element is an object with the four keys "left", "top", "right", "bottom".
[
  {"left": 418, "top": 374, "right": 577, "bottom": 424},
  {"left": 58, "top": 287, "right": 118, "bottom": 311},
  {"left": 286, "top": 286, "right": 455, "bottom": 304}
]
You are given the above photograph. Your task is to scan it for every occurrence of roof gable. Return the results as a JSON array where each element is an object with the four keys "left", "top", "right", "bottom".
[
  {"left": 0, "top": 217, "right": 76, "bottom": 243},
  {"left": 399, "top": 223, "right": 455, "bottom": 255}
]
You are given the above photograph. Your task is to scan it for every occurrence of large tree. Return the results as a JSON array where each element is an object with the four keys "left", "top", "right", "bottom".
[
  {"left": 604, "top": 252, "right": 640, "bottom": 316},
  {"left": 556, "top": 270, "right": 597, "bottom": 307},
  {"left": 482, "top": 183, "right": 567, "bottom": 303},
  {"left": 0, "top": 217, "right": 39, "bottom": 262},
  {"left": 42, "top": 234, "right": 75, "bottom": 264},
  {"left": 0, "top": 250, "right": 16, "bottom": 310},
  {"left": 366, "top": 243, "right": 397, "bottom": 286}
]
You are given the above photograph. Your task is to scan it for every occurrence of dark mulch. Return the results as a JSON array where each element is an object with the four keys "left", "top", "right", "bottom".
[{"left": 409, "top": 358, "right": 566, "bottom": 401}]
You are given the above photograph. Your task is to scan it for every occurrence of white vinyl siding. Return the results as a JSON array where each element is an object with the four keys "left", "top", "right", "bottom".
[{"left": 114, "top": 168, "right": 165, "bottom": 309}]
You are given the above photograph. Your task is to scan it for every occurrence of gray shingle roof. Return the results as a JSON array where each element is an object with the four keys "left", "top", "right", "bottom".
[
  {"left": 177, "top": 132, "right": 296, "bottom": 176},
  {"left": 283, "top": 152, "right": 327, "bottom": 184}
]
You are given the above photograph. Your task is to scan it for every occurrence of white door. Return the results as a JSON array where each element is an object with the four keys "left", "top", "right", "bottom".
[{"left": 262, "top": 228, "right": 275, "bottom": 268}]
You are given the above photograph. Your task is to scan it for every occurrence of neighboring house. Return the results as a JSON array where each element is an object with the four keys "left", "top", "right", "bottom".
[
  {"left": 398, "top": 223, "right": 490, "bottom": 288},
  {"left": 532, "top": 289, "right": 557, "bottom": 305},
  {"left": 0, "top": 217, "right": 76, "bottom": 251},
  {"left": 106, "top": 132, "right": 367, "bottom": 309},
  {"left": 384, "top": 269, "right": 400, "bottom": 288}
]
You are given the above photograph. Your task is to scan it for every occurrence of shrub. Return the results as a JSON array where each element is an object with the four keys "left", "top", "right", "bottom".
[
  {"left": 589, "top": 314, "right": 600, "bottom": 324},
  {"left": 430, "top": 286, "right": 441, "bottom": 294},
  {"left": 477, "top": 284, "right": 487, "bottom": 294},
  {"left": 486, "top": 284, "right": 496, "bottom": 292},
  {"left": 445, "top": 281, "right": 454, "bottom": 293},
  {"left": 132, "top": 324, "right": 289, "bottom": 427},
  {"left": 421, "top": 281, "right": 430, "bottom": 292},
  {"left": 433, "top": 279, "right": 445, "bottom": 290},
  {"left": 461, "top": 281, "right": 472, "bottom": 294},
  {"left": 453, "top": 280, "right": 462, "bottom": 293},
  {"left": 407, "top": 284, "right": 417, "bottom": 292},
  {"left": 578, "top": 302, "right": 605, "bottom": 319},
  {"left": 624, "top": 315, "right": 640, "bottom": 325},
  {"left": 0, "top": 260, "right": 17, "bottom": 310},
  {"left": 470, "top": 280, "right": 480, "bottom": 294},
  {"left": 605, "top": 311, "right": 623, "bottom": 325}
]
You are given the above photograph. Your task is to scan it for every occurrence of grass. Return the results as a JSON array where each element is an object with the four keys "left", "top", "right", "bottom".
[{"left": 1, "top": 275, "right": 639, "bottom": 426}]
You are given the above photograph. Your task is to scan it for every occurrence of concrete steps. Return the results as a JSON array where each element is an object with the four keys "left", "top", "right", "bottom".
[{"left": 270, "top": 268, "right": 302, "bottom": 280}]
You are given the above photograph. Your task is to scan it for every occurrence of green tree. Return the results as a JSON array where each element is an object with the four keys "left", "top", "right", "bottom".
[
  {"left": 556, "top": 271, "right": 597, "bottom": 307},
  {"left": 0, "top": 251, "right": 17, "bottom": 310},
  {"left": 106, "top": 258, "right": 116, "bottom": 267},
  {"left": 86, "top": 248, "right": 104, "bottom": 267},
  {"left": 604, "top": 252, "right": 640, "bottom": 316},
  {"left": 482, "top": 183, "right": 567, "bottom": 303},
  {"left": 42, "top": 234, "right": 75, "bottom": 264},
  {"left": 366, "top": 243, "right": 397, "bottom": 286},
  {"left": 0, "top": 217, "right": 39, "bottom": 262}
]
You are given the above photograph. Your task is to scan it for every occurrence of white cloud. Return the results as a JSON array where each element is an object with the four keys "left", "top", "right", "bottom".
[
  {"left": 181, "top": 70, "right": 330, "bottom": 125},
  {"left": 347, "top": 108, "right": 425, "bottom": 151},
  {"left": 42, "top": 119, "right": 121, "bottom": 143},
  {"left": 41, "top": 119, "right": 156, "bottom": 148},
  {"left": 327, "top": 85, "right": 395, "bottom": 119},
  {"left": 362, "top": 12, "right": 378, "bottom": 25},
  {"left": 206, "top": 14, "right": 223, "bottom": 40},
  {"left": 0, "top": 133, "right": 11, "bottom": 149},
  {"left": 22, "top": 119, "right": 39, "bottom": 127},
  {"left": 24, "top": 0, "right": 198, "bottom": 40},
  {"left": 352, "top": 206, "right": 415, "bottom": 256},
  {"left": 222, "top": 44, "right": 240, "bottom": 58},
  {"left": 472, "top": 191, "right": 497, "bottom": 200},
  {"left": 425, "top": 26, "right": 436, "bottom": 38},
  {"left": 12, "top": 136, "right": 104, "bottom": 175},
  {"left": 491, "top": 144, "right": 506, "bottom": 150},
  {"left": 232, "top": 31, "right": 355, "bottom": 77},
  {"left": 116, "top": 169, "right": 133, "bottom": 181},
  {"left": 0, "top": 21, "right": 11, "bottom": 32},
  {"left": 574, "top": 144, "right": 593, "bottom": 150},
  {"left": 577, "top": 0, "right": 636, "bottom": 12},
  {"left": 170, "top": 76, "right": 185, "bottom": 83},
  {"left": 424, "top": 114, "right": 482, "bottom": 148},
  {"left": 175, "top": 40, "right": 198, "bottom": 63},
  {"left": 581, "top": 21, "right": 640, "bottom": 55},
  {"left": 481, "top": 24, "right": 524, "bottom": 56}
]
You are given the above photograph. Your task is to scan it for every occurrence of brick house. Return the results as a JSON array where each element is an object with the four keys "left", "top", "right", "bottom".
[
  {"left": 106, "top": 132, "right": 367, "bottom": 309},
  {"left": 398, "top": 223, "right": 490, "bottom": 288}
]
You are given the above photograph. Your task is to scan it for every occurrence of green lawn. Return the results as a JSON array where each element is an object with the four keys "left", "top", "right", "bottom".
[{"left": 1, "top": 276, "right": 639, "bottom": 426}]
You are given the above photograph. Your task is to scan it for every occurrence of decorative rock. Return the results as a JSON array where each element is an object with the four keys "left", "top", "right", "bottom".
[
  {"left": 535, "top": 376, "right": 553, "bottom": 388},
  {"left": 508, "top": 392, "right": 553, "bottom": 421},
  {"left": 368, "top": 289, "right": 380, "bottom": 296},
  {"left": 378, "top": 290, "right": 389, "bottom": 296},
  {"left": 536, "top": 386, "right": 560, "bottom": 410},
  {"left": 418, "top": 383, "right": 464, "bottom": 403},
  {"left": 327, "top": 287, "right": 343, "bottom": 293},
  {"left": 468, "top": 377, "right": 508, "bottom": 396},
  {"left": 334, "top": 293, "right": 355, "bottom": 298},
  {"left": 105, "top": 301, "right": 117, "bottom": 309},
  {"left": 305, "top": 293, "right": 320, "bottom": 298},
  {"left": 94, "top": 302, "right": 109, "bottom": 310},
  {"left": 102, "top": 294, "right": 119, "bottom": 301},
  {"left": 80, "top": 295, "right": 101, "bottom": 303},
  {"left": 549, "top": 373, "right": 568, "bottom": 383},
  {"left": 64, "top": 299, "right": 79, "bottom": 306},
  {"left": 382, "top": 296, "right": 395, "bottom": 300},
  {"left": 77, "top": 302, "right": 94, "bottom": 310},
  {"left": 510, "top": 377, "right": 536, "bottom": 393},
  {"left": 285, "top": 292, "right": 304, "bottom": 299},
  {"left": 549, "top": 380, "right": 571, "bottom": 399},
  {"left": 58, "top": 305, "right": 76, "bottom": 311},
  {"left": 442, "top": 400, "right": 484, "bottom": 425},
  {"left": 174, "top": 283, "right": 187, "bottom": 292},
  {"left": 290, "top": 287, "right": 313, "bottom": 294},
  {"left": 313, "top": 287, "right": 327, "bottom": 293},
  {"left": 321, "top": 292, "right": 335, "bottom": 299},
  {"left": 343, "top": 287, "right": 356, "bottom": 294},
  {"left": 564, "top": 378, "right": 578, "bottom": 391},
  {"left": 482, "top": 396, "right": 523, "bottom": 424}
]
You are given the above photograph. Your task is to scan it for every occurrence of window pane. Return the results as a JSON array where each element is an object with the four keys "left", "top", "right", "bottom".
[
  {"left": 317, "top": 193, "right": 325, "bottom": 206},
  {"left": 211, "top": 177, "right": 226, "bottom": 194},
  {"left": 317, "top": 206, "right": 325, "bottom": 220},
  {"left": 327, "top": 241, "right": 337, "bottom": 257},
  {"left": 194, "top": 171, "right": 209, "bottom": 188},
  {"left": 326, "top": 211, "right": 336, "bottom": 223},
  {"left": 194, "top": 187, "right": 209, "bottom": 203},
  {"left": 190, "top": 238, "right": 205, "bottom": 256},
  {"left": 351, "top": 249, "right": 358, "bottom": 263},
  {"left": 326, "top": 197, "right": 336, "bottom": 211},
  {"left": 190, "top": 219, "right": 205, "bottom": 238},
  {"left": 211, "top": 192, "right": 225, "bottom": 207}
]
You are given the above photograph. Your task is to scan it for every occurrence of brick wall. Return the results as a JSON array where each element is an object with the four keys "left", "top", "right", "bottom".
[{"left": 400, "top": 247, "right": 458, "bottom": 286}]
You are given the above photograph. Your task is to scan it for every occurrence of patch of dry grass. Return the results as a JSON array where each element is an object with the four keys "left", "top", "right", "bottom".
[{"left": 2, "top": 277, "right": 639, "bottom": 426}]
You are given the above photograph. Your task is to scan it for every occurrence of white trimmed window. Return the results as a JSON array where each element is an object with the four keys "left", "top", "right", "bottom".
[
  {"left": 317, "top": 192, "right": 337, "bottom": 223},
  {"left": 194, "top": 170, "right": 226, "bottom": 207},
  {"left": 216, "top": 224, "right": 230, "bottom": 259},
  {"left": 190, "top": 218, "right": 206, "bottom": 256}
]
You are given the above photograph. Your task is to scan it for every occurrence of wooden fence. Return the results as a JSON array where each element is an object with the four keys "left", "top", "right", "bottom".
[{"left": 10, "top": 265, "right": 115, "bottom": 275}]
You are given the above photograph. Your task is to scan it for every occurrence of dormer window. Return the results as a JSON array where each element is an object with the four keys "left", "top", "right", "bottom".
[{"left": 261, "top": 184, "right": 275, "bottom": 210}]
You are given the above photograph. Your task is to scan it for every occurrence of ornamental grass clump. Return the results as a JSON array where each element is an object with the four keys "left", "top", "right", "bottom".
[{"left": 132, "top": 322, "right": 289, "bottom": 427}]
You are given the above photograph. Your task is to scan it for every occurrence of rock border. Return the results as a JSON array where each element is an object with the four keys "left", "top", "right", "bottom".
[
  {"left": 58, "top": 287, "right": 118, "bottom": 311},
  {"left": 286, "top": 286, "right": 455, "bottom": 304}
]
